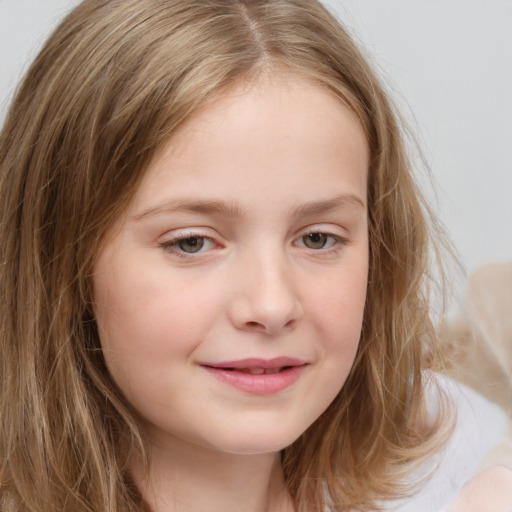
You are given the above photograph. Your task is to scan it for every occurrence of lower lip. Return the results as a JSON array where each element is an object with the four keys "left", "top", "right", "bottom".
[{"left": 202, "top": 365, "right": 306, "bottom": 395}]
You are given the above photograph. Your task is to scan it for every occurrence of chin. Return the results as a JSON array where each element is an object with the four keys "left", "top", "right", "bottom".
[
  {"left": 207, "top": 424, "right": 305, "bottom": 456},
  {"left": 220, "top": 441, "right": 291, "bottom": 456}
]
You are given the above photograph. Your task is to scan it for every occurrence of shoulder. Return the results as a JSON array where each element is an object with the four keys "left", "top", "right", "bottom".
[
  {"left": 444, "top": 465, "right": 512, "bottom": 512},
  {"left": 385, "top": 373, "right": 510, "bottom": 512}
]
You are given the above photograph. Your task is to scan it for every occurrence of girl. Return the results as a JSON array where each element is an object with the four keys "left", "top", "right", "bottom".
[{"left": 0, "top": 1, "right": 509, "bottom": 511}]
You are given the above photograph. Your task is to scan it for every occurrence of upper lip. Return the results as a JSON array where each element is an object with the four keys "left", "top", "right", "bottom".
[{"left": 201, "top": 357, "right": 307, "bottom": 370}]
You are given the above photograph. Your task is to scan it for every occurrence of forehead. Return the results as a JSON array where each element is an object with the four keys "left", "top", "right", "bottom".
[
  {"left": 129, "top": 75, "right": 369, "bottom": 216},
  {"left": 167, "top": 74, "right": 366, "bottom": 159}
]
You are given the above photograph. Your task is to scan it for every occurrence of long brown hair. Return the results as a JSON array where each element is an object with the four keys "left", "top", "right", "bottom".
[{"left": 0, "top": 1, "right": 450, "bottom": 510}]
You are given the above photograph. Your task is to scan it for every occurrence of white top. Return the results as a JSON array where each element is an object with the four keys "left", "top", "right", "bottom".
[{"left": 386, "top": 374, "right": 509, "bottom": 512}]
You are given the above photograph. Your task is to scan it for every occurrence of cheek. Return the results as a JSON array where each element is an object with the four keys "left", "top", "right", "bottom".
[
  {"left": 312, "top": 258, "right": 368, "bottom": 338},
  {"left": 306, "top": 257, "right": 368, "bottom": 380},
  {"left": 93, "top": 267, "right": 223, "bottom": 383},
  {"left": 291, "top": 269, "right": 367, "bottom": 437}
]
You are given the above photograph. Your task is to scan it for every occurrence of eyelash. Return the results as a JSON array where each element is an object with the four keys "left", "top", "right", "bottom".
[{"left": 159, "top": 230, "right": 349, "bottom": 259}]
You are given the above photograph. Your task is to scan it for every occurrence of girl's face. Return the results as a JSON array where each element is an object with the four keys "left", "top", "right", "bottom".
[{"left": 93, "top": 76, "right": 369, "bottom": 455}]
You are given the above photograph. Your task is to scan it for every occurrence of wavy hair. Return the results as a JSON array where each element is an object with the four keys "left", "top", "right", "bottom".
[{"left": 0, "top": 1, "right": 451, "bottom": 510}]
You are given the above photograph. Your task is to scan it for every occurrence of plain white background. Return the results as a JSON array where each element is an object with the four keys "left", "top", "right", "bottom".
[{"left": 1, "top": 0, "right": 511, "bottom": 297}]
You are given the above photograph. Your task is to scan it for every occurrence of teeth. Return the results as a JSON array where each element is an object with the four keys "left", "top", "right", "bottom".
[
  {"left": 246, "top": 368, "right": 265, "bottom": 375},
  {"left": 240, "top": 367, "right": 282, "bottom": 375}
]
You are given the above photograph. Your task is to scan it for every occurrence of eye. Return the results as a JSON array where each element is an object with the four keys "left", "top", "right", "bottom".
[
  {"left": 160, "top": 233, "right": 217, "bottom": 256},
  {"left": 302, "top": 232, "right": 329, "bottom": 249},
  {"left": 176, "top": 236, "right": 207, "bottom": 253},
  {"left": 296, "top": 231, "right": 348, "bottom": 252}
]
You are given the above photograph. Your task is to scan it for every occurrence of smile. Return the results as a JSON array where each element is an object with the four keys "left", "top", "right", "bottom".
[{"left": 201, "top": 357, "right": 308, "bottom": 395}]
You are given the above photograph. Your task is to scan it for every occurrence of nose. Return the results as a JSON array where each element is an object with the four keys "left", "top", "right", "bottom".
[{"left": 227, "top": 250, "right": 304, "bottom": 336}]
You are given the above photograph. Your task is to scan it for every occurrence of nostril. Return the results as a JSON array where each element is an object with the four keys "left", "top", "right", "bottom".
[
  {"left": 246, "top": 321, "right": 263, "bottom": 330},
  {"left": 243, "top": 318, "right": 297, "bottom": 334},
  {"left": 284, "top": 319, "right": 297, "bottom": 330}
]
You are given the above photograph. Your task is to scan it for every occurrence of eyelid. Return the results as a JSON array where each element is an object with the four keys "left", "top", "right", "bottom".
[{"left": 295, "top": 223, "right": 349, "bottom": 239}]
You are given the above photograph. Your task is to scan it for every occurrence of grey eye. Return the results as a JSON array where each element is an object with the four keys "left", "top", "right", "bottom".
[
  {"left": 177, "top": 237, "right": 205, "bottom": 253},
  {"left": 302, "top": 233, "right": 328, "bottom": 249}
]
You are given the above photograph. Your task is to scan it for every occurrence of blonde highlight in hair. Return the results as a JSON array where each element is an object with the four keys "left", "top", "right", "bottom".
[{"left": 1, "top": 1, "right": 451, "bottom": 510}]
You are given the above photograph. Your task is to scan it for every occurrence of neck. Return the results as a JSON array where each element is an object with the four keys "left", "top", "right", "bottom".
[{"left": 130, "top": 436, "right": 294, "bottom": 512}]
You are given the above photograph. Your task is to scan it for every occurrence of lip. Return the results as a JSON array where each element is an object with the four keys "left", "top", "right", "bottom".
[{"left": 201, "top": 357, "right": 308, "bottom": 395}]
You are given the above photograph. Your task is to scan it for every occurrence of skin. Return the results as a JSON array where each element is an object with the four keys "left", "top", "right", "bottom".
[
  {"left": 447, "top": 466, "right": 512, "bottom": 512},
  {"left": 93, "top": 75, "right": 370, "bottom": 512}
]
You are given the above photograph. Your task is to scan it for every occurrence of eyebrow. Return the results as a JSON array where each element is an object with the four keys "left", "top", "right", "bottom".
[
  {"left": 132, "top": 199, "right": 246, "bottom": 221},
  {"left": 132, "top": 194, "right": 365, "bottom": 222},
  {"left": 290, "top": 195, "right": 365, "bottom": 217}
]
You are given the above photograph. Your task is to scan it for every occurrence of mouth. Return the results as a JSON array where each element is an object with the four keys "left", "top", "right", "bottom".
[
  {"left": 200, "top": 357, "right": 307, "bottom": 395},
  {"left": 215, "top": 367, "right": 291, "bottom": 375}
]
